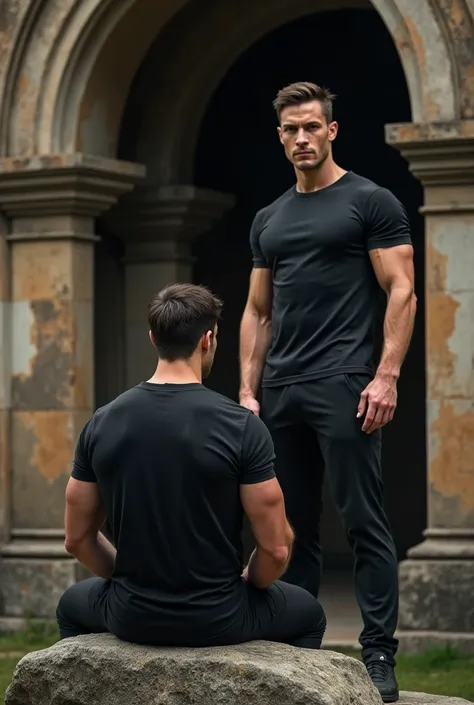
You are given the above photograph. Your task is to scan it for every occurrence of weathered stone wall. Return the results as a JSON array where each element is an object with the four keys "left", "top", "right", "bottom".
[{"left": 0, "top": 211, "right": 10, "bottom": 547}]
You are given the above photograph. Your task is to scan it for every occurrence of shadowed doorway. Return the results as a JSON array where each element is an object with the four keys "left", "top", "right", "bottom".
[{"left": 193, "top": 7, "right": 426, "bottom": 568}]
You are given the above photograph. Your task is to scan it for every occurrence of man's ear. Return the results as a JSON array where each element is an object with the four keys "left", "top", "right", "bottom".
[
  {"left": 201, "top": 330, "right": 212, "bottom": 351},
  {"left": 328, "top": 120, "right": 338, "bottom": 142},
  {"left": 149, "top": 330, "right": 155, "bottom": 346}
]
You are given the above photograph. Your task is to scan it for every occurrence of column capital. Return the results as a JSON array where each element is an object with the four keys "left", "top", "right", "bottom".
[
  {"left": 108, "top": 184, "right": 236, "bottom": 251},
  {"left": 0, "top": 153, "right": 146, "bottom": 219},
  {"left": 386, "top": 120, "right": 474, "bottom": 188}
]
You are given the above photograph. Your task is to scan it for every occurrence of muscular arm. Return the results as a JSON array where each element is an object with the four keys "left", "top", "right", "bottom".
[
  {"left": 65, "top": 478, "right": 116, "bottom": 579},
  {"left": 358, "top": 244, "right": 416, "bottom": 432},
  {"left": 371, "top": 244, "right": 417, "bottom": 380},
  {"left": 239, "top": 412, "right": 293, "bottom": 589},
  {"left": 239, "top": 268, "right": 272, "bottom": 409},
  {"left": 241, "top": 479, "right": 294, "bottom": 589}
]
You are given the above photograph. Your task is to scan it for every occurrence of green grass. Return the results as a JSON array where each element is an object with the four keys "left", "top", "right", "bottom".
[
  {"left": 0, "top": 621, "right": 59, "bottom": 654},
  {"left": 0, "top": 622, "right": 59, "bottom": 703},
  {"left": 337, "top": 647, "right": 474, "bottom": 700},
  {"left": 1, "top": 626, "right": 474, "bottom": 703}
]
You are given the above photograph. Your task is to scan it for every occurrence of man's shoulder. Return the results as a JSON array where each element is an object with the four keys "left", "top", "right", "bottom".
[
  {"left": 199, "top": 387, "right": 252, "bottom": 415},
  {"left": 254, "top": 187, "right": 295, "bottom": 223},
  {"left": 344, "top": 171, "right": 384, "bottom": 198}
]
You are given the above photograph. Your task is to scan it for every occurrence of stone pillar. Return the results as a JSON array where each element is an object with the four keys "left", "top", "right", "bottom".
[
  {"left": 0, "top": 154, "right": 144, "bottom": 623},
  {"left": 0, "top": 211, "right": 11, "bottom": 549},
  {"left": 387, "top": 123, "right": 474, "bottom": 653},
  {"left": 109, "top": 185, "right": 235, "bottom": 387}
]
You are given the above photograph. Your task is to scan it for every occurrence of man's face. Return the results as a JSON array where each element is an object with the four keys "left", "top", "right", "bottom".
[
  {"left": 277, "top": 100, "right": 338, "bottom": 172},
  {"left": 201, "top": 325, "right": 218, "bottom": 379}
]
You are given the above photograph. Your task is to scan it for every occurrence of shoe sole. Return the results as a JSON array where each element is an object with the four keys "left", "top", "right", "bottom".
[{"left": 381, "top": 693, "right": 399, "bottom": 703}]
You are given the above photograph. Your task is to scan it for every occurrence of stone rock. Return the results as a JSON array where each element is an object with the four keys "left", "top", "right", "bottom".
[
  {"left": 399, "top": 693, "right": 473, "bottom": 705},
  {"left": 5, "top": 634, "right": 383, "bottom": 705}
]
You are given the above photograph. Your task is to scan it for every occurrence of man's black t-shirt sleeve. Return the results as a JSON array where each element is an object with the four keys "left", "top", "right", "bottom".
[
  {"left": 249, "top": 211, "right": 270, "bottom": 269},
  {"left": 71, "top": 417, "right": 96, "bottom": 483},
  {"left": 365, "top": 187, "right": 412, "bottom": 251},
  {"left": 239, "top": 412, "right": 276, "bottom": 484}
]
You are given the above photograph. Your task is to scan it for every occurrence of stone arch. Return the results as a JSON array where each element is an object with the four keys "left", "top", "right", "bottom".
[
  {"left": 0, "top": 0, "right": 459, "bottom": 166},
  {"left": 128, "top": 0, "right": 457, "bottom": 185},
  {"left": 0, "top": 0, "right": 191, "bottom": 156}
]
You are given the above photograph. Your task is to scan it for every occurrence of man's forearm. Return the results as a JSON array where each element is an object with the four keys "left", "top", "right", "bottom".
[
  {"left": 67, "top": 532, "right": 116, "bottom": 579},
  {"left": 239, "top": 308, "right": 272, "bottom": 397},
  {"left": 377, "top": 286, "right": 417, "bottom": 379},
  {"left": 244, "top": 525, "right": 294, "bottom": 589}
]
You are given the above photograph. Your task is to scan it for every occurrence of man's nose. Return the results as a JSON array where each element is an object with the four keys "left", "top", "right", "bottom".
[{"left": 295, "top": 129, "right": 309, "bottom": 144}]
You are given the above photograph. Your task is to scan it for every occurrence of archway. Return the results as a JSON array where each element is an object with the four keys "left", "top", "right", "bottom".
[
  {"left": 188, "top": 6, "right": 425, "bottom": 566},
  {"left": 0, "top": 0, "right": 457, "bottom": 160},
  {"left": 1, "top": 0, "right": 471, "bottom": 633}
]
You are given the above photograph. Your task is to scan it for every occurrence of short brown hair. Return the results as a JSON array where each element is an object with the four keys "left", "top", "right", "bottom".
[
  {"left": 148, "top": 283, "right": 223, "bottom": 361},
  {"left": 273, "top": 82, "right": 336, "bottom": 123}
]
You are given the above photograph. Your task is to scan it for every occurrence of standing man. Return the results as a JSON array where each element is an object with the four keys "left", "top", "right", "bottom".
[{"left": 239, "top": 82, "right": 416, "bottom": 703}]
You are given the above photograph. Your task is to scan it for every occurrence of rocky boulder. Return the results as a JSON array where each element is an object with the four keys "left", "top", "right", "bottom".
[{"left": 4, "top": 634, "right": 473, "bottom": 705}]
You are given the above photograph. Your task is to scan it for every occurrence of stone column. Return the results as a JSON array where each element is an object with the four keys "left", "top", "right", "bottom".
[
  {"left": 387, "top": 123, "right": 474, "bottom": 652},
  {"left": 0, "top": 212, "right": 11, "bottom": 549},
  {"left": 0, "top": 154, "right": 144, "bottom": 623},
  {"left": 109, "top": 185, "right": 235, "bottom": 387}
]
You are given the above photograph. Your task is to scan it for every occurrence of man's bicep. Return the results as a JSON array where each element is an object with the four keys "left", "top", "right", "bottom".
[
  {"left": 240, "top": 477, "right": 288, "bottom": 556},
  {"left": 369, "top": 243, "right": 415, "bottom": 294},
  {"left": 65, "top": 478, "right": 105, "bottom": 545},
  {"left": 245, "top": 268, "right": 272, "bottom": 319},
  {"left": 240, "top": 477, "right": 284, "bottom": 517}
]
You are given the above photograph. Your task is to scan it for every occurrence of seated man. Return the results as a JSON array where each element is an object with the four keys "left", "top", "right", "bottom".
[{"left": 57, "top": 283, "right": 326, "bottom": 649}]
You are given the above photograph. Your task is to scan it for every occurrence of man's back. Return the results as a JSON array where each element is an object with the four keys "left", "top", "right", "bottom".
[{"left": 75, "top": 381, "right": 275, "bottom": 642}]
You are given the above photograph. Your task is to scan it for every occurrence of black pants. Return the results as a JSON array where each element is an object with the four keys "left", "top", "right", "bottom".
[
  {"left": 262, "top": 373, "right": 398, "bottom": 659},
  {"left": 56, "top": 577, "right": 326, "bottom": 649}
]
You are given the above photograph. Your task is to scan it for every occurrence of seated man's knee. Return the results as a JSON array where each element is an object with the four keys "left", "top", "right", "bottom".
[{"left": 311, "top": 599, "right": 327, "bottom": 640}]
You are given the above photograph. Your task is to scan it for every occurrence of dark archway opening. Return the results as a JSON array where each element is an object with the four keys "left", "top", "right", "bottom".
[{"left": 194, "top": 7, "right": 426, "bottom": 566}]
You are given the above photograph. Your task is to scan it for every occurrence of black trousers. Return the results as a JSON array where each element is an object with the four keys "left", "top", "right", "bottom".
[
  {"left": 56, "top": 577, "right": 327, "bottom": 649},
  {"left": 262, "top": 372, "right": 399, "bottom": 659}
]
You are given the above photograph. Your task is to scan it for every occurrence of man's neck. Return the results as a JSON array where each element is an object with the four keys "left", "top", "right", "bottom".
[
  {"left": 295, "top": 159, "right": 347, "bottom": 194},
  {"left": 148, "top": 359, "right": 202, "bottom": 385}
]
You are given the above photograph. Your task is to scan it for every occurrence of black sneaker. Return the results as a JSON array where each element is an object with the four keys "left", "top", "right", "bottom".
[{"left": 365, "top": 652, "right": 399, "bottom": 703}]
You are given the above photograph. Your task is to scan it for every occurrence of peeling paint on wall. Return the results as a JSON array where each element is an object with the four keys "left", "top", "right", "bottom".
[
  {"left": 23, "top": 410, "right": 73, "bottom": 482},
  {"left": 429, "top": 399, "right": 474, "bottom": 525},
  {"left": 426, "top": 219, "right": 474, "bottom": 400},
  {"left": 11, "top": 300, "right": 35, "bottom": 377},
  {"left": 11, "top": 299, "right": 73, "bottom": 410}
]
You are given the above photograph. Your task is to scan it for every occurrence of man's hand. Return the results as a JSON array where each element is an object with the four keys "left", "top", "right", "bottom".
[
  {"left": 357, "top": 374, "right": 397, "bottom": 434},
  {"left": 240, "top": 393, "right": 260, "bottom": 416}
]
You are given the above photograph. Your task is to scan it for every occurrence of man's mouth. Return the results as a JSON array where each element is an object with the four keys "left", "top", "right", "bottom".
[{"left": 295, "top": 151, "right": 314, "bottom": 157}]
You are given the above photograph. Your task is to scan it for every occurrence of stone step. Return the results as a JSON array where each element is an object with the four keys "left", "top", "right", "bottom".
[{"left": 399, "top": 693, "right": 472, "bottom": 704}]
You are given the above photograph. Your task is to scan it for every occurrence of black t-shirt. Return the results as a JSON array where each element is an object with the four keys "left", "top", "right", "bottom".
[
  {"left": 71, "top": 382, "right": 275, "bottom": 642},
  {"left": 249, "top": 171, "right": 412, "bottom": 387}
]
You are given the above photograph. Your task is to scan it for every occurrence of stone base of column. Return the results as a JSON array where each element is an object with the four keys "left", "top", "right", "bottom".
[
  {"left": 396, "top": 630, "right": 474, "bottom": 655},
  {"left": 0, "top": 533, "right": 92, "bottom": 619},
  {"left": 396, "top": 530, "right": 474, "bottom": 654}
]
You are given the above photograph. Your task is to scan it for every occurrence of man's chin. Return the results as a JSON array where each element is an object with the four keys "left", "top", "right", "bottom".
[{"left": 294, "top": 159, "right": 321, "bottom": 171}]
